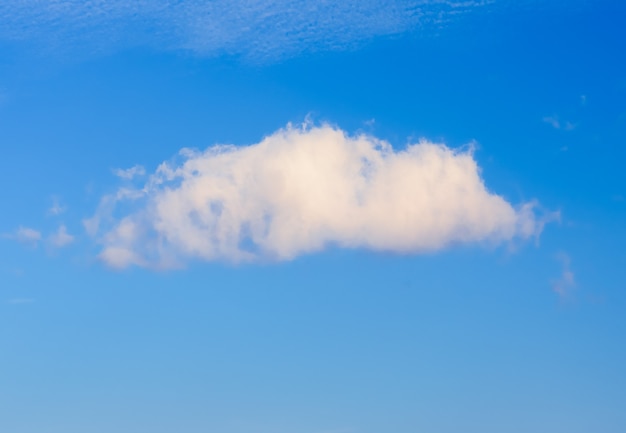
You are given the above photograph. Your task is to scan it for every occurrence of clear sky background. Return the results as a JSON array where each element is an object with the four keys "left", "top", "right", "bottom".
[{"left": 1, "top": 1, "right": 625, "bottom": 432}]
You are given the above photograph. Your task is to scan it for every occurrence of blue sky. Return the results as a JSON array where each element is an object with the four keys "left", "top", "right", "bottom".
[{"left": 1, "top": 1, "right": 625, "bottom": 432}]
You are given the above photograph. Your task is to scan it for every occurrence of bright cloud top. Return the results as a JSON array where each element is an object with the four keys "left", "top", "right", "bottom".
[
  {"left": 0, "top": 0, "right": 491, "bottom": 59},
  {"left": 88, "top": 124, "right": 541, "bottom": 269}
]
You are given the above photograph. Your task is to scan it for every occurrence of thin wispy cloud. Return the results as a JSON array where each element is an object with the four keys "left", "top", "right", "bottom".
[
  {"left": 48, "top": 224, "right": 75, "bottom": 248},
  {"left": 0, "top": 0, "right": 494, "bottom": 59},
  {"left": 552, "top": 252, "right": 575, "bottom": 298},
  {"left": 3, "top": 226, "right": 42, "bottom": 246},
  {"left": 543, "top": 115, "right": 576, "bottom": 131},
  {"left": 113, "top": 165, "right": 146, "bottom": 180},
  {"left": 564, "top": 122, "right": 576, "bottom": 131},
  {"left": 86, "top": 123, "right": 545, "bottom": 269},
  {"left": 4, "top": 224, "right": 75, "bottom": 249},
  {"left": 48, "top": 196, "right": 66, "bottom": 216}
]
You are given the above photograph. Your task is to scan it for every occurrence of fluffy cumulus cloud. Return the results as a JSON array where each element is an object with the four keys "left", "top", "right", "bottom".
[
  {"left": 87, "top": 124, "right": 543, "bottom": 269},
  {"left": 0, "top": 0, "right": 493, "bottom": 59}
]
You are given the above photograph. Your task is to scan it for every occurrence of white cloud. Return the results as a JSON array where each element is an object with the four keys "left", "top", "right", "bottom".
[
  {"left": 543, "top": 115, "right": 575, "bottom": 131},
  {"left": 5, "top": 226, "right": 42, "bottom": 245},
  {"left": 113, "top": 165, "right": 146, "bottom": 180},
  {"left": 0, "top": 0, "right": 492, "bottom": 59},
  {"left": 48, "top": 196, "right": 66, "bottom": 216},
  {"left": 3, "top": 225, "right": 75, "bottom": 249},
  {"left": 87, "top": 123, "right": 545, "bottom": 269},
  {"left": 552, "top": 252, "right": 575, "bottom": 298},
  {"left": 48, "top": 224, "right": 75, "bottom": 248},
  {"left": 543, "top": 116, "right": 561, "bottom": 129}
]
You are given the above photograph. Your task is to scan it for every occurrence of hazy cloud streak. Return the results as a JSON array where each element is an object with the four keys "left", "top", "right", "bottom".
[
  {"left": 48, "top": 224, "right": 75, "bottom": 248},
  {"left": 543, "top": 115, "right": 576, "bottom": 131},
  {"left": 0, "top": 0, "right": 493, "bottom": 59},
  {"left": 553, "top": 252, "right": 575, "bottom": 298},
  {"left": 3, "top": 226, "right": 42, "bottom": 246}
]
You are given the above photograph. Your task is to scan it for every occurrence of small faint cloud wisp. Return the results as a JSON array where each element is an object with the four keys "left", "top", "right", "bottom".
[
  {"left": 48, "top": 224, "right": 75, "bottom": 248},
  {"left": 86, "top": 122, "right": 549, "bottom": 270},
  {"left": 543, "top": 116, "right": 576, "bottom": 131},
  {"left": 3, "top": 226, "right": 42, "bottom": 246},
  {"left": 48, "top": 196, "right": 66, "bottom": 216},
  {"left": 3, "top": 225, "right": 75, "bottom": 249},
  {"left": 113, "top": 165, "right": 146, "bottom": 180},
  {"left": 552, "top": 252, "right": 575, "bottom": 299}
]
